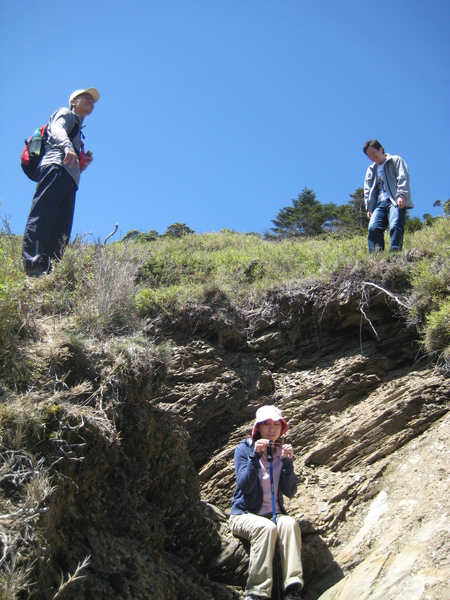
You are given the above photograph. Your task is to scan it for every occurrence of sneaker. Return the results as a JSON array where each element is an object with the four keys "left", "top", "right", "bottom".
[{"left": 244, "top": 595, "right": 264, "bottom": 600}]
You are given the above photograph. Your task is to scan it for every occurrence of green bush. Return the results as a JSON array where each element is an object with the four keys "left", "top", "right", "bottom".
[
  {"left": 424, "top": 299, "right": 450, "bottom": 358},
  {"left": 0, "top": 233, "right": 34, "bottom": 386},
  {"left": 136, "top": 284, "right": 204, "bottom": 317}
]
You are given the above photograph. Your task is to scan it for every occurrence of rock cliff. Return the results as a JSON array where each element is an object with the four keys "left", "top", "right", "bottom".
[{"left": 3, "top": 267, "right": 449, "bottom": 599}]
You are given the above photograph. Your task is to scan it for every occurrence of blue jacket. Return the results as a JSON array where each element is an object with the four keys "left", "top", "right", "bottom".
[{"left": 230, "top": 438, "right": 298, "bottom": 515}]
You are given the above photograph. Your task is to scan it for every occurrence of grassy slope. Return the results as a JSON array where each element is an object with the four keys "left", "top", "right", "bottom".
[{"left": 1, "top": 218, "right": 449, "bottom": 386}]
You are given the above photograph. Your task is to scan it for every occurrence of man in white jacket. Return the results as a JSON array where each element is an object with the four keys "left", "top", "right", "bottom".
[{"left": 363, "top": 139, "right": 413, "bottom": 253}]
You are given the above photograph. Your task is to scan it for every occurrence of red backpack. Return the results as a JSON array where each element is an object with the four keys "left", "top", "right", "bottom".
[
  {"left": 21, "top": 125, "right": 48, "bottom": 181},
  {"left": 21, "top": 122, "right": 82, "bottom": 181}
]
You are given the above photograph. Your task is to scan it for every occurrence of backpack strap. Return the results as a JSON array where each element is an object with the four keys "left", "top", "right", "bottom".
[
  {"left": 68, "top": 121, "right": 84, "bottom": 156},
  {"left": 69, "top": 121, "right": 80, "bottom": 141}
]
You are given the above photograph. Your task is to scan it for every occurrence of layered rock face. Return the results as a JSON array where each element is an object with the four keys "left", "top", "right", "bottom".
[
  {"left": 147, "top": 277, "right": 449, "bottom": 599},
  {"left": 29, "top": 275, "right": 449, "bottom": 599}
]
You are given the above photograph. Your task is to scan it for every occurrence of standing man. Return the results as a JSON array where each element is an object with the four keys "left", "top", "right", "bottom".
[
  {"left": 363, "top": 140, "right": 413, "bottom": 253},
  {"left": 22, "top": 87, "right": 100, "bottom": 276}
]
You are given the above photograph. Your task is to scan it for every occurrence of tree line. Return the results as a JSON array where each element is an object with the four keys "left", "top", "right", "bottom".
[{"left": 268, "top": 188, "right": 449, "bottom": 239}]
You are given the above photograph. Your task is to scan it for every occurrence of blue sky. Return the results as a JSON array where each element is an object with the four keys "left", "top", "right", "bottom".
[{"left": 1, "top": 1, "right": 449, "bottom": 242}]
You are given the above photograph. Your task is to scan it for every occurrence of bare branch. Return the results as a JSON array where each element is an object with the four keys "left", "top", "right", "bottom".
[
  {"left": 52, "top": 555, "right": 90, "bottom": 599},
  {"left": 360, "top": 303, "right": 380, "bottom": 342},
  {"left": 362, "top": 281, "right": 411, "bottom": 309}
]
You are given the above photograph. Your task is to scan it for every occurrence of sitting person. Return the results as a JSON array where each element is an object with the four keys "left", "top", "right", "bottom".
[{"left": 229, "top": 405, "right": 303, "bottom": 600}]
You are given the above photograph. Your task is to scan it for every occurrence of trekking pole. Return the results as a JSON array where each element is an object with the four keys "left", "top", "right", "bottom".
[
  {"left": 267, "top": 444, "right": 281, "bottom": 600},
  {"left": 103, "top": 223, "right": 118, "bottom": 245}
]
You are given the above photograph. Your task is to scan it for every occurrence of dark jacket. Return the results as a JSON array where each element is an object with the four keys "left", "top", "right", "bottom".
[{"left": 230, "top": 438, "right": 297, "bottom": 515}]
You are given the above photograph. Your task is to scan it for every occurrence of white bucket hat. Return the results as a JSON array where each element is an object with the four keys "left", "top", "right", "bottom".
[{"left": 252, "top": 405, "right": 288, "bottom": 437}]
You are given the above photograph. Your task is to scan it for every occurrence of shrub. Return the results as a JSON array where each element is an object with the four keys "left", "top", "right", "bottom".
[
  {"left": 52, "top": 240, "right": 150, "bottom": 334},
  {"left": 136, "top": 284, "right": 203, "bottom": 317},
  {"left": 0, "top": 225, "right": 34, "bottom": 387},
  {"left": 423, "top": 299, "right": 450, "bottom": 368}
]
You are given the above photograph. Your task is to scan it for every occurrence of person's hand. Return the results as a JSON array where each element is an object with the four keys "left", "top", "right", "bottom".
[
  {"left": 64, "top": 147, "right": 78, "bottom": 168},
  {"left": 81, "top": 150, "right": 93, "bottom": 171},
  {"left": 397, "top": 196, "right": 405, "bottom": 208},
  {"left": 367, "top": 211, "right": 372, "bottom": 219},
  {"left": 281, "top": 444, "right": 294, "bottom": 459},
  {"left": 255, "top": 438, "right": 270, "bottom": 454}
]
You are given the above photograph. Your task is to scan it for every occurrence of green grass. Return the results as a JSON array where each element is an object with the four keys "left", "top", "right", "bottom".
[
  {"left": 0, "top": 229, "right": 34, "bottom": 387},
  {"left": 424, "top": 298, "right": 450, "bottom": 366},
  {"left": 1, "top": 217, "right": 449, "bottom": 382},
  {"left": 138, "top": 229, "right": 370, "bottom": 292}
]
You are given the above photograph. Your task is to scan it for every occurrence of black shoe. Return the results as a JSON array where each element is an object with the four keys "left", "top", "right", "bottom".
[{"left": 24, "top": 255, "right": 46, "bottom": 277}]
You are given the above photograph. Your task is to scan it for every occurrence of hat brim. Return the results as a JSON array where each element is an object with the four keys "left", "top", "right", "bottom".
[{"left": 252, "top": 418, "right": 288, "bottom": 437}]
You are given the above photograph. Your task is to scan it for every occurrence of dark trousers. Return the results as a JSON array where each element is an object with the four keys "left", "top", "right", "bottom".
[{"left": 22, "top": 164, "right": 77, "bottom": 270}]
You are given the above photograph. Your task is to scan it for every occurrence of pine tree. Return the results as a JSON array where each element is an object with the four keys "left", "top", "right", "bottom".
[{"left": 271, "top": 188, "right": 327, "bottom": 237}]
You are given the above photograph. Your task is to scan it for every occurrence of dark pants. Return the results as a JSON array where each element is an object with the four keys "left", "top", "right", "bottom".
[{"left": 22, "top": 164, "right": 77, "bottom": 271}]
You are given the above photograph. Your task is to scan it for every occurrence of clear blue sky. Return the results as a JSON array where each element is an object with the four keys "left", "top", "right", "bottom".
[{"left": 1, "top": 1, "right": 449, "bottom": 242}]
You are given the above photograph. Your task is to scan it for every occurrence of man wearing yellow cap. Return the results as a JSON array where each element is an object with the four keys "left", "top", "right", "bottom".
[{"left": 22, "top": 87, "right": 100, "bottom": 276}]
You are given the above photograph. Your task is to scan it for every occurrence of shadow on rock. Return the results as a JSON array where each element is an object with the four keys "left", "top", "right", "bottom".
[{"left": 301, "top": 528, "right": 344, "bottom": 600}]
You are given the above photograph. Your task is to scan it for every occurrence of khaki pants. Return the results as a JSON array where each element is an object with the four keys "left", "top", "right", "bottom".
[{"left": 229, "top": 513, "right": 303, "bottom": 598}]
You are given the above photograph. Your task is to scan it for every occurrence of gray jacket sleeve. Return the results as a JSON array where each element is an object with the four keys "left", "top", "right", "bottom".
[
  {"left": 40, "top": 107, "right": 83, "bottom": 187},
  {"left": 47, "top": 108, "right": 78, "bottom": 152},
  {"left": 364, "top": 164, "right": 376, "bottom": 212},
  {"left": 388, "top": 155, "right": 413, "bottom": 207}
]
